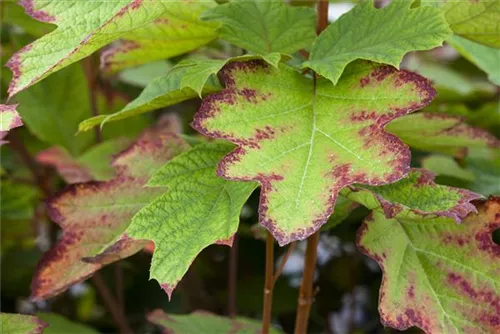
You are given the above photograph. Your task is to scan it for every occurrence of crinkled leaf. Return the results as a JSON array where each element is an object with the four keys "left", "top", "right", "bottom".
[
  {"left": 344, "top": 169, "right": 480, "bottom": 222},
  {"left": 101, "top": 1, "right": 218, "bottom": 73},
  {"left": 0, "top": 313, "right": 47, "bottom": 334},
  {"left": 357, "top": 197, "right": 500, "bottom": 333},
  {"left": 449, "top": 35, "right": 500, "bottom": 86},
  {"left": 302, "top": 0, "right": 451, "bottom": 85},
  {"left": 0, "top": 104, "right": 23, "bottom": 144},
  {"left": 36, "top": 313, "right": 98, "bottom": 334},
  {"left": 387, "top": 112, "right": 500, "bottom": 157},
  {"left": 201, "top": 0, "right": 316, "bottom": 67},
  {"left": 6, "top": 0, "right": 173, "bottom": 96},
  {"left": 148, "top": 310, "right": 282, "bottom": 334},
  {"left": 193, "top": 60, "right": 435, "bottom": 245},
  {"left": 79, "top": 66, "right": 221, "bottom": 132},
  {"left": 31, "top": 119, "right": 188, "bottom": 300},
  {"left": 36, "top": 139, "right": 131, "bottom": 183},
  {"left": 124, "top": 142, "right": 257, "bottom": 298}
]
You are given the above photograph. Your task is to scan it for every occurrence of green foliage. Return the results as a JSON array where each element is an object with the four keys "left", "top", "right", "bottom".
[
  {"left": 36, "top": 313, "right": 98, "bottom": 334},
  {"left": 303, "top": 0, "right": 451, "bottom": 84},
  {"left": 0, "top": 313, "right": 47, "bottom": 334},
  {"left": 0, "top": 104, "right": 22, "bottom": 142}
]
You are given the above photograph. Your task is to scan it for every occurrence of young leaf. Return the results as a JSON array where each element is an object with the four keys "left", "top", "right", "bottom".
[
  {"left": 31, "top": 119, "right": 188, "bottom": 300},
  {"left": 79, "top": 66, "right": 221, "bottom": 132},
  {"left": 6, "top": 0, "right": 170, "bottom": 97},
  {"left": 101, "top": 1, "right": 218, "bottom": 73},
  {"left": 0, "top": 313, "right": 47, "bottom": 334},
  {"left": 36, "top": 139, "right": 131, "bottom": 183},
  {"left": 0, "top": 104, "right": 22, "bottom": 144},
  {"left": 302, "top": 0, "right": 451, "bottom": 85},
  {"left": 37, "top": 313, "right": 98, "bottom": 334},
  {"left": 386, "top": 113, "right": 500, "bottom": 157},
  {"left": 192, "top": 60, "right": 435, "bottom": 245},
  {"left": 357, "top": 197, "right": 500, "bottom": 333},
  {"left": 343, "top": 169, "right": 480, "bottom": 222},
  {"left": 449, "top": 35, "right": 500, "bottom": 86},
  {"left": 148, "top": 310, "right": 282, "bottom": 334},
  {"left": 123, "top": 142, "right": 257, "bottom": 298},
  {"left": 201, "top": 0, "right": 316, "bottom": 67}
]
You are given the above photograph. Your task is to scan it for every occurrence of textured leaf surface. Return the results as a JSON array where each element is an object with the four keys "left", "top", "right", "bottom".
[
  {"left": 449, "top": 35, "right": 500, "bottom": 86},
  {"left": 79, "top": 66, "right": 221, "bottom": 132},
  {"left": 357, "top": 197, "right": 500, "bottom": 333},
  {"left": 101, "top": 1, "right": 218, "bottom": 73},
  {"left": 387, "top": 113, "right": 500, "bottom": 157},
  {"left": 6, "top": 0, "right": 171, "bottom": 96},
  {"left": 37, "top": 313, "right": 98, "bottom": 334},
  {"left": 0, "top": 104, "right": 22, "bottom": 143},
  {"left": 440, "top": 0, "right": 500, "bottom": 47},
  {"left": 125, "top": 142, "right": 257, "bottom": 297},
  {"left": 32, "top": 119, "right": 188, "bottom": 300},
  {"left": 344, "top": 169, "right": 480, "bottom": 222},
  {"left": 148, "top": 310, "right": 282, "bottom": 334},
  {"left": 0, "top": 313, "right": 47, "bottom": 334},
  {"left": 202, "top": 0, "right": 316, "bottom": 67},
  {"left": 36, "top": 139, "right": 131, "bottom": 183},
  {"left": 303, "top": 0, "right": 451, "bottom": 85},
  {"left": 193, "top": 60, "right": 435, "bottom": 245}
]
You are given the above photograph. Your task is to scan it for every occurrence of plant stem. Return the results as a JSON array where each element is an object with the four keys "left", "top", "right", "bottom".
[
  {"left": 262, "top": 232, "right": 275, "bottom": 334},
  {"left": 273, "top": 242, "right": 296, "bottom": 285},
  {"left": 91, "top": 273, "right": 132, "bottom": 334},
  {"left": 228, "top": 234, "right": 239, "bottom": 318}
]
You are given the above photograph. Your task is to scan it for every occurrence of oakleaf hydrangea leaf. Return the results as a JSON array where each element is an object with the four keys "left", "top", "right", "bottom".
[
  {"left": 344, "top": 169, "right": 481, "bottom": 222},
  {"left": 192, "top": 60, "right": 436, "bottom": 245},
  {"left": 36, "top": 139, "right": 131, "bottom": 184},
  {"left": 302, "top": 0, "right": 452, "bottom": 85},
  {"left": 422, "top": 155, "right": 475, "bottom": 182},
  {"left": 79, "top": 66, "right": 221, "bottom": 132},
  {"left": 124, "top": 142, "right": 257, "bottom": 298},
  {"left": 32, "top": 119, "right": 188, "bottom": 300},
  {"left": 357, "top": 197, "right": 500, "bottom": 333},
  {"left": 101, "top": 1, "right": 218, "bottom": 73},
  {"left": 387, "top": 113, "right": 500, "bottom": 157},
  {"left": 0, "top": 313, "right": 47, "bottom": 334},
  {"left": 148, "top": 310, "right": 282, "bottom": 334},
  {"left": 6, "top": 0, "right": 170, "bottom": 96},
  {"left": 37, "top": 313, "right": 98, "bottom": 334},
  {"left": 201, "top": 0, "right": 316, "bottom": 67},
  {"left": 0, "top": 104, "right": 22, "bottom": 144}
]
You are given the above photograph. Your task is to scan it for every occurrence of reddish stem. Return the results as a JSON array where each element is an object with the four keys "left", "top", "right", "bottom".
[
  {"left": 228, "top": 234, "right": 239, "bottom": 318},
  {"left": 262, "top": 232, "right": 275, "bottom": 334}
]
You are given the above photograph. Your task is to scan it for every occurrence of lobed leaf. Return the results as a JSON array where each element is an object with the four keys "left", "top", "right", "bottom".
[
  {"left": 358, "top": 197, "right": 500, "bottom": 333},
  {"left": 302, "top": 0, "right": 451, "bottom": 85},
  {"left": 124, "top": 142, "right": 257, "bottom": 298},
  {"left": 37, "top": 313, "right": 98, "bottom": 334},
  {"left": 148, "top": 310, "right": 282, "bottom": 334},
  {"left": 31, "top": 118, "right": 188, "bottom": 300},
  {"left": 201, "top": 0, "right": 316, "bottom": 67},
  {"left": 0, "top": 313, "right": 47, "bottom": 334},
  {"left": 6, "top": 0, "right": 174, "bottom": 97},
  {"left": 387, "top": 112, "right": 500, "bottom": 157},
  {"left": 193, "top": 60, "right": 436, "bottom": 245},
  {"left": 0, "top": 104, "right": 23, "bottom": 144},
  {"left": 101, "top": 1, "right": 218, "bottom": 73}
]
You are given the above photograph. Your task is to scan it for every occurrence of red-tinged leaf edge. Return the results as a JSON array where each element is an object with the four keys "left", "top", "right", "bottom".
[
  {"left": 192, "top": 60, "right": 436, "bottom": 245},
  {"left": 0, "top": 104, "right": 23, "bottom": 143},
  {"left": 36, "top": 147, "right": 93, "bottom": 183}
]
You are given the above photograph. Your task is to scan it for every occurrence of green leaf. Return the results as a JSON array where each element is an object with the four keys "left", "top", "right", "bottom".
[
  {"left": 320, "top": 195, "right": 359, "bottom": 231},
  {"left": 439, "top": 0, "right": 500, "bottom": 47},
  {"left": 193, "top": 60, "right": 436, "bottom": 245},
  {"left": 148, "top": 310, "right": 282, "bottom": 334},
  {"left": 467, "top": 156, "right": 500, "bottom": 196},
  {"left": 79, "top": 66, "right": 221, "bottom": 132},
  {"left": 357, "top": 197, "right": 500, "bottom": 332},
  {"left": 37, "top": 313, "right": 98, "bottom": 334},
  {"left": 0, "top": 104, "right": 23, "bottom": 144},
  {"left": 387, "top": 112, "right": 500, "bottom": 157},
  {"left": 0, "top": 313, "right": 47, "bottom": 334},
  {"left": 302, "top": 0, "right": 451, "bottom": 85},
  {"left": 0, "top": 180, "right": 39, "bottom": 221},
  {"left": 343, "top": 169, "right": 480, "bottom": 222},
  {"left": 422, "top": 155, "right": 475, "bottom": 182},
  {"left": 201, "top": 0, "right": 316, "bottom": 67},
  {"left": 101, "top": 1, "right": 218, "bottom": 73},
  {"left": 6, "top": 0, "right": 171, "bottom": 96},
  {"left": 449, "top": 35, "right": 500, "bottom": 86},
  {"left": 119, "top": 61, "right": 172, "bottom": 87},
  {"left": 125, "top": 142, "right": 257, "bottom": 297},
  {"left": 36, "top": 139, "right": 131, "bottom": 183},
  {"left": 31, "top": 120, "right": 188, "bottom": 300},
  {"left": 2, "top": 1, "right": 54, "bottom": 37}
]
